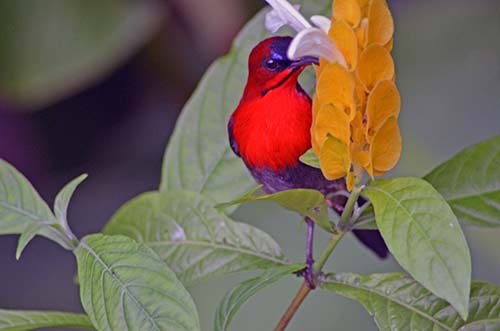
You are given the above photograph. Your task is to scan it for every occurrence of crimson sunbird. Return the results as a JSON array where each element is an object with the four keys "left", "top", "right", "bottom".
[{"left": 228, "top": 36, "right": 388, "bottom": 287}]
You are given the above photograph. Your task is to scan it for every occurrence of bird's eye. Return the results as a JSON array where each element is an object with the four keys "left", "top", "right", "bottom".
[{"left": 264, "top": 58, "right": 280, "bottom": 71}]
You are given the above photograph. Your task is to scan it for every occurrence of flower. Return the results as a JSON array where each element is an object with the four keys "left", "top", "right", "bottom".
[{"left": 265, "top": 0, "right": 402, "bottom": 190}]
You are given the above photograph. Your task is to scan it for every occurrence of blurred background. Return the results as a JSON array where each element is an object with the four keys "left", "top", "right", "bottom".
[{"left": 1, "top": 0, "right": 499, "bottom": 330}]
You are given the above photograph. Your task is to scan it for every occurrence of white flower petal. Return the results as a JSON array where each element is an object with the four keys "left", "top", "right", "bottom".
[
  {"left": 288, "top": 27, "right": 347, "bottom": 68},
  {"left": 266, "top": 5, "right": 302, "bottom": 33},
  {"left": 265, "top": 0, "right": 311, "bottom": 33},
  {"left": 310, "top": 15, "right": 331, "bottom": 33},
  {"left": 266, "top": 9, "right": 285, "bottom": 33}
]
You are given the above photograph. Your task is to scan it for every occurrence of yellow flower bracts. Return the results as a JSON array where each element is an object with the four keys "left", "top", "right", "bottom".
[{"left": 312, "top": 0, "right": 401, "bottom": 189}]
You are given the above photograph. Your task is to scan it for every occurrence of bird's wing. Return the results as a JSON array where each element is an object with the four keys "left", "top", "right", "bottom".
[{"left": 227, "top": 116, "right": 241, "bottom": 157}]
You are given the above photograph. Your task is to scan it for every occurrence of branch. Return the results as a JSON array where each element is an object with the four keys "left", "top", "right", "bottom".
[{"left": 273, "top": 186, "right": 364, "bottom": 331}]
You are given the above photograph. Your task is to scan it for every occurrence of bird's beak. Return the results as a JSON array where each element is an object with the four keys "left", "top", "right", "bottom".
[{"left": 289, "top": 56, "right": 320, "bottom": 70}]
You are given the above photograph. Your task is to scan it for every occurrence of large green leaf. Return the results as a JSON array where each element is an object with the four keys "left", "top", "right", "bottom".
[
  {"left": 214, "top": 264, "right": 304, "bottom": 331},
  {"left": 425, "top": 135, "right": 500, "bottom": 227},
  {"left": 75, "top": 234, "right": 200, "bottom": 331},
  {"left": 0, "top": 309, "right": 93, "bottom": 330},
  {"left": 103, "top": 190, "right": 287, "bottom": 286},
  {"left": 323, "top": 272, "right": 500, "bottom": 331},
  {"left": 357, "top": 136, "right": 500, "bottom": 230},
  {"left": 0, "top": 0, "right": 163, "bottom": 109},
  {"left": 217, "top": 188, "right": 335, "bottom": 232},
  {"left": 364, "top": 178, "right": 471, "bottom": 319},
  {"left": 159, "top": 0, "right": 331, "bottom": 206},
  {"left": 0, "top": 159, "right": 71, "bottom": 249}
]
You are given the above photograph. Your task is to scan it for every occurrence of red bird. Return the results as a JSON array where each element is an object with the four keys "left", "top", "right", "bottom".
[{"left": 228, "top": 36, "right": 388, "bottom": 287}]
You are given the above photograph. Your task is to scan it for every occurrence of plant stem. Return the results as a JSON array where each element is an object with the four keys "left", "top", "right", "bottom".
[
  {"left": 313, "top": 230, "right": 345, "bottom": 273},
  {"left": 274, "top": 187, "right": 362, "bottom": 331},
  {"left": 338, "top": 185, "right": 363, "bottom": 230},
  {"left": 274, "top": 282, "right": 311, "bottom": 331},
  {"left": 48, "top": 224, "right": 79, "bottom": 250}
]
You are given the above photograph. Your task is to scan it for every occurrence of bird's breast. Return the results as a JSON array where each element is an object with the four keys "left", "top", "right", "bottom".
[{"left": 231, "top": 87, "right": 312, "bottom": 172}]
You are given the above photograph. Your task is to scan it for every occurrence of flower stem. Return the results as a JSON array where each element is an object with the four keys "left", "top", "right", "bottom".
[
  {"left": 313, "top": 230, "right": 345, "bottom": 273},
  {"left": 274, "top": 187, "right": 362, "bottom": 331},
  {"left": 338, "top": 185, "right": 363, "bottom": 230}
]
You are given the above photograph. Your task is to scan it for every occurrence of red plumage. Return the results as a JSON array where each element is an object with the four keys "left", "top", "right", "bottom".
[{"left": 231, "top": 67, "right": 312, "bottom": 172}]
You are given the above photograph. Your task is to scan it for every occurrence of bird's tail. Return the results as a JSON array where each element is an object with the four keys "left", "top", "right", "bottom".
[{"left": 352, "top": 229, "right": 389, "bottom": 258}]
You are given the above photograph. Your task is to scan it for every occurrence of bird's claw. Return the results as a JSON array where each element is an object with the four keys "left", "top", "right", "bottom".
[
  {"left": 305, "top": 256, "right": 316, "bottom": 289},
  {"left": 294, "top": 258, "right": 316, "bottom": 289}
]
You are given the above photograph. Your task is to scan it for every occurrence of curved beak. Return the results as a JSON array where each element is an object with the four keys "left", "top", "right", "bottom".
[{"left": 290, "top": 56, "right": 319, "bottom": 70}]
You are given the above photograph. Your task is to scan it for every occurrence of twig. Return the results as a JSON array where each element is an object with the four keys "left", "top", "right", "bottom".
[
  {"left": 274, "top": 229, "right": 345, "bottom": 331},
  {"left": 273, "top": 186, "right": 363, "bottom": 331},
  {"left": 274, "top": 282, "right": 311, "bottom": 331}
]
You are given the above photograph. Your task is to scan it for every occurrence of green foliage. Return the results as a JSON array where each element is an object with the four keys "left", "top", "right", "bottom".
[
  {"left": 0, "top": 1, "right": 163, "bottom": 109},
  {"left": 74, "top": 234, "right": 200, "bottom": 331},
  {"left": 425, "top": 135, "right": 500, "bottom": 227},
  {"left": 0, "top": 309, "right": 93, "bottom": 331},
  {"left": 104, "top": 190, "right": 287, "bottom": 286},
  {"left": 15, "top": 223, "right": 45, "bottom": 260},
  {"left": 214, "top": 264, "right": 304, "bottom": 331},
  {"left": 53, "top": 174, "right": 87, "bottom": 229},
  {"left": 365, "top": 178, "right": 471, "bottom": 319},
  {"left": 218, "top": 188, "right": 335, "bottom": 232},
  {"left": 357, "top": 136, "right": 500, "bottom": 230},
  {"left": 0, "top": 159, "right": 71, "bottom": 250},
  {"left": 159, "top": 0, "right": 330, "bottom": 207},
  {"left": 299, "top": 149, "right": 321, "bottom": 169},
  {"left": 323, "top": 272, "right": 500, "bottom": 331}
]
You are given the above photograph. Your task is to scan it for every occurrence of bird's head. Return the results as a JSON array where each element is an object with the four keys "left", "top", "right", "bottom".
[{"left": 244, "top": 36, "right": 319, "bottom": 97}]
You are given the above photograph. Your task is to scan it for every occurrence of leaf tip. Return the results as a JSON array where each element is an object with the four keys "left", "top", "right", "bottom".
[{"left": 15, "top": 242, "right": 26, "bottom": 260}]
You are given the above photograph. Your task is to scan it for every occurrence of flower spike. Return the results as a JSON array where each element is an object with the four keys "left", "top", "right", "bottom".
[{"left": 263, "top": 0, "right": 401, "bottom": 190}]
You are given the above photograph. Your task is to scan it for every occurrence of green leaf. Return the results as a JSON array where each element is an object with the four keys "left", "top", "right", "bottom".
[
  {"left": 364, "top": 178, "right": 471, "bottom": 319},
  {"left": 358, "top": 135, "right": 500, "bottom": 230},
  {"left": 0, "top": 1, "right": 163, "bottom": 110},
  {"left": 323, "top": 272, "right": 500, "bottom": 331},
  {"left": 215, "top": 185, "right": 263, "bottom": 212},
  {"left": 16, "top": 222, "right": 45, "bottom": 260},
  {"left": 218, "top": 189, "right": 334, "bottom": 233},
  {"left": 214, "top": 264, "right": 304, "bottom": 331},
  {"left": 54, "top": 174, "right": 87, "bottom": 227},
  {"left": 0, "top": 159, "right": 71, "bottom": 249},
  {"left": 299, "top": 149, "right": 321, "bottom": 169},
  {"left": 159, "top": 0, "right": 331, "bottom": 206},
  {"left": 0, "top": 309, "right": 93, "bottom": 330},
  {"left": 425, "top": 135, "right": 500, "bottom": 227},
  {"left": 75, "top": 234, "right": 200, "bottom": 331},
  {"left": 104, "top": 190, "right": 287, "bottom": 286}
]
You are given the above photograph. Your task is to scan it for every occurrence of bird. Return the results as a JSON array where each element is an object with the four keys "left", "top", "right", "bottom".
[{"left": 228, "top": 36, "right": 388, "bottom": 288}]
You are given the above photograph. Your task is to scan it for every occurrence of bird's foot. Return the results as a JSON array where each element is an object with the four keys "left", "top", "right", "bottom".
[
  {"left": 305, "top": 257, "right": 316, "bottom": 289},
  {"left": 294, "top": 263, "right": 316, "bottom": 289}
]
